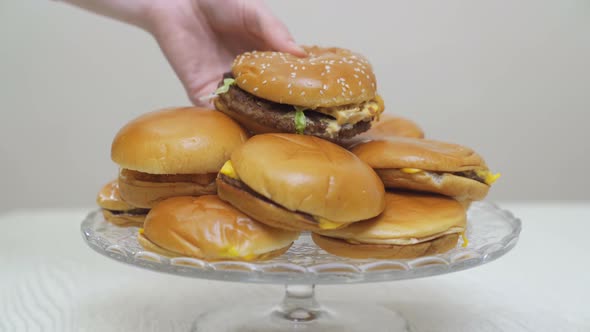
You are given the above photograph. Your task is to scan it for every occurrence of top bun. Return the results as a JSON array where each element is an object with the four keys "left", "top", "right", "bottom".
[
  {"left": 351, "top": 137, "right": 487, "bottom": 172},
  {"left": 340, "top": 114, "right": 424, "bottom": 148},
  {"left": 364, "top": 114, "right": 424, "bottom": 140},
  {"left": 232, "top": 46, "right": 377, "bottom": 108},
  {"left": 111, "top": 107, "right": 248, "bottom": 174},
  {"left": 96, "top": 180, "right": 135, "bottom": 211},
  {"left": 142, "top": 196, "right": 299, "bottom": 260},
  {"left": 230, "top": 133, "right": 385, "bottom": 222},
  {"left": 314, "top": 191, "right": 466, "bottom": 245}
]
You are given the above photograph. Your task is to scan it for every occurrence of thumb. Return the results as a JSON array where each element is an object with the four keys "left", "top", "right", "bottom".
[{"left": 243, "top": 1, "right": 306, "bottom": 57}]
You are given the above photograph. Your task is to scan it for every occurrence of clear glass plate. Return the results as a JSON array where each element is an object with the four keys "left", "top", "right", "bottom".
[{"left": 80, "top": 201, "right": 521, "bottom": 285}]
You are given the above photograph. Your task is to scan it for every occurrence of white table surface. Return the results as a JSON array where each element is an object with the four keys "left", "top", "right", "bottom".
[{"left": 1, "top": 203, "right": 589, "bottom": 332}]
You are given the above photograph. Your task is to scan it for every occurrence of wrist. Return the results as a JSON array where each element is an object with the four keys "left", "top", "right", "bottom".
[{"left": 57, "top": 0, "right": 156, "bottom": 32}]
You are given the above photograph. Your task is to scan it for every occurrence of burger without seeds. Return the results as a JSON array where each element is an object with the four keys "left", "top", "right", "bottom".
[{"left": 214, "top": 46, "right": 385, "bottom": 140}]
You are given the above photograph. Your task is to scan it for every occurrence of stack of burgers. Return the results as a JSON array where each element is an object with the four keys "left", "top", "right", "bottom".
[{"left": 96, "top": 46, "right": 500, "bottom": 261}]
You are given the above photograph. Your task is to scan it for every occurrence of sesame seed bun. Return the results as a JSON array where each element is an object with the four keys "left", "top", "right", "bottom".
[
  {"left": 226, "top": 134, "right": 385, "bottom": 226},
  {"left": 139, "top": 196, "right": 299, "bottom": 261},
  {"left": 111, "top": 107, "right": 248, "bottom": 175},
  {"left": 232, "top": 46, "right": 377, "bottom": 108},
  {"left": 312, "top": 192, "right": 466, "bottom": 259}
]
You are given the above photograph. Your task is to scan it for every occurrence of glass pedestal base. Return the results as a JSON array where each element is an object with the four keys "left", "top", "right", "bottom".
[{"left": 193, "top": 285, "right": 410, "bottom": 332}]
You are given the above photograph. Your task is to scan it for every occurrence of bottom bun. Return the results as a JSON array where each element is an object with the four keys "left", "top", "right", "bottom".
[
  {"left": 312, "top": 233, "right": 459, "bottom": 259},
  {"left": 377, "top": 169, "right": 489, "bottom": 202},
  {"left": 102, "top": 210, "right": 146, "bottom": 227},
  {"left": 138, "top": 231, "right": 292, "bottom": 261},
  {"left": 216, "top": 177, "right": 327, "bottom": 231}
]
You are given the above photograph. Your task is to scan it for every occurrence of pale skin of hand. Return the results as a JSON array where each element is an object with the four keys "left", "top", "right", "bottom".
[{"left": 58, "top": 0, "right": 306, "bottom": 106}]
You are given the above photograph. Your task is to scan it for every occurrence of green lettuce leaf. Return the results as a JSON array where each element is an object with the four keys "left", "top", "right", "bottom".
[
  {"left": 294, "top": 106, "right": 307, "bottom": 134},
  {"left": 214, "top": 78, "right": 236, "bottom": 95}
]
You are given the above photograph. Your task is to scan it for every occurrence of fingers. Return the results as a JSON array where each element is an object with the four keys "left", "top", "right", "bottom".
[
  {"left": 189, "top": 80, "right": 220, "bottom": 107},
  {"left": 242, "top": 0, "right": 307, "bottom": 57}
]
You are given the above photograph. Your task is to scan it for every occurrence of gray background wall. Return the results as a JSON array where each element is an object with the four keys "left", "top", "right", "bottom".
[{"left": 1, "top": 0, "right": 589, "bottom": 211}]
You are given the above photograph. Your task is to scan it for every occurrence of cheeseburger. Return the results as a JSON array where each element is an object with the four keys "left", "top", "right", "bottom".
[
  {"left": 96, "top": 180, "right": 148, "bottom": 226},
  {"left": 214, "top": 46, "right": 384, "bottom": 140},
  {"left": 351, "top": 137, "right": 500, "bottom": 202},
  {"left": 312, "top": 192, "right": 467, "bottom": 259},
  {"left": 216, "top": 133, "right": 386, "bottom": 231},
  {"left": 138, "top": 196, "right": 299, "bottom": 261},
  {"left": 111, "top": 107, "right": 248, "bottom": 208}
]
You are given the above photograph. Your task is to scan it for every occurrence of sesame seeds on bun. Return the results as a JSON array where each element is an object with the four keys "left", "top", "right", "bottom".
[{"left": 232, "top": 46, "right": 377, "bottom": 108}]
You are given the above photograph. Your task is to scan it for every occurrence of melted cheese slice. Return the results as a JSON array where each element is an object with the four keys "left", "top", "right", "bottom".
[
  {"left": 401, "top": 168, "right": 423, "bottom": 174},
  {"left": 475, "top": 170, "right": 501, "bottom": 185},
  {"left": 398, "top": 168, "right": 500, "bottom": 186},
  {"left": 219, "top": 246, "right": 256, "bottom": 260},
  {"left": 461, "top": 232, "right": 469, "bottom": 248},
  {"left": 315, "top": 99, "right": 383, "bottom": 126},
  {"left": 219, "top": 160, "right": 239, "bottom": 179},
  {"left": 314, "top": 216, "right": 348, "bottom": 230},
  {"left": 325, "top": 121, "right": 342, "bottom": 138}
]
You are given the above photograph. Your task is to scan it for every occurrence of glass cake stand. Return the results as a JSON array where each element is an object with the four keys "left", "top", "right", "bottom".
[{"left": 81, "top": 201, "right": 521, "bottom": 332}]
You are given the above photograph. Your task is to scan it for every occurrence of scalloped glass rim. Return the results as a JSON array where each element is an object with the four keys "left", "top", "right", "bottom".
[{"left": 81, "top": 201, "right": 521, "bottom": 285}]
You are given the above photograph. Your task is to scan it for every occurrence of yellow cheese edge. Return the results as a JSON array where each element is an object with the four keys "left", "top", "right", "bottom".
[
  {"left": 401, "top": 168, "right": 423, "bottom": 174},
  {"left": 461, "top": 232, "right": 469, "bottom": 248},
  {"left": 220, "top": 160, "right": 239, "bottom": 179},
  {"left": 399, "top": 168, "right": 500, "bottom": 186},
  {"left": 219, "top": 246, "right": 256, "bottom": 261},
  {"left": 475, "top": 170, "right": 501, "bottom": 185},
  {"left": 314, "top": 216, "right": 348, "bottom": 230}
]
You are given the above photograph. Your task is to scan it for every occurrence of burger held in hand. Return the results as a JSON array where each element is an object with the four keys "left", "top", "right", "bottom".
[
  {"left": 111, "top": 107, "right": 248, "bottom": 208},
  {"left": 312, "top": 191, "right": 467, "bottom": 259},
  {"left": 216, "top": 133, "right": 386, "bottom": 231},
  {"left": 351, "top": 137, "right": 500, "bottom": 203},
  {"left": 214, "top": 46, "right": 385, "bottom": 140},
  {"left": 139, "top": 196, "right": 300, "bottom": 261}
]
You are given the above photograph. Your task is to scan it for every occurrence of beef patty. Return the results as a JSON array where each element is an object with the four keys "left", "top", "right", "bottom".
[
  {"left": 454, "top": 171, "right": 487, "bottom": 184},
  {"left": 215, "top": 76, "right": 371, "bottom": 140}
]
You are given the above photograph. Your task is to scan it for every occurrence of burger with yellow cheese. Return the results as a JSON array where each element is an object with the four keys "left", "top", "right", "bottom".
[
  {"left": 216, "top": 133, "right": 386, "bottom": 231},
  {"left": 138, "top": 195, "right": 300, "bottom": 261},
  {"left": 351, "top": 137, "right": 500, "bottom": 202},
  {"left": 213, "top": 46, "right": 384, "bottom": 140},
  {"left": 312, "top": 191, "right": 467, "bottom": 259}
]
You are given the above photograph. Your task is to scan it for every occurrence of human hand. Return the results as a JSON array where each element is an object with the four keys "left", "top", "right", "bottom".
[{"left": 146, "top": 0, "right": 306, "bottom": 106}]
